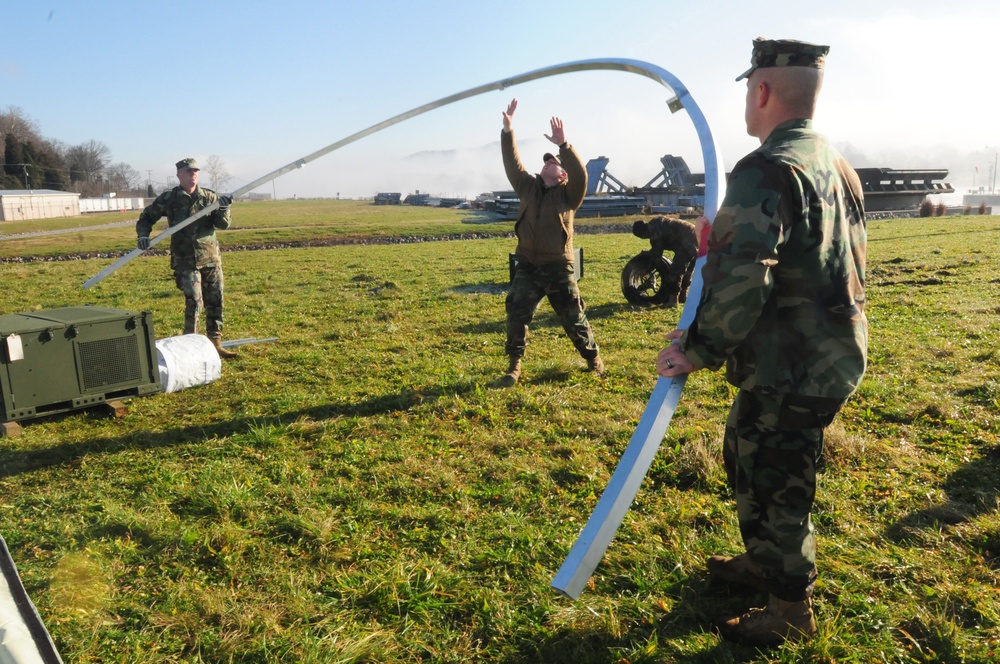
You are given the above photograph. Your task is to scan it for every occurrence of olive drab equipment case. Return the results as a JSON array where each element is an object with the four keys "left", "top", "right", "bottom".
[{"left": 0, "top": 306, "right": 160, "bottom": 423}]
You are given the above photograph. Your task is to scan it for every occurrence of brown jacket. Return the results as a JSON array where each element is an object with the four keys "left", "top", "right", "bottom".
[{"left": 501, "top": 129, "right": 587, "bottom": 265}]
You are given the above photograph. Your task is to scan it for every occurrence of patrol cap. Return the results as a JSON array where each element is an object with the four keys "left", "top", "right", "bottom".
[
  {"left": 735, "top": 38, "right": 829, "bottom": 81},
  {"left": 542, "top": 152, "right": 561, "bottom": 165},
  {"left": 175, "top": 157, "right": 200, "bottom": 171}
]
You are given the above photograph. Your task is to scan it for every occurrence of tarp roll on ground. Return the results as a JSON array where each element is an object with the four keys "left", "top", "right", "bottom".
[
  {"left": 155, "top": 334, "right": 222, "bottom": 393},
  {"left": 0, "top": 535, "right": 63, "bottom": 664}
]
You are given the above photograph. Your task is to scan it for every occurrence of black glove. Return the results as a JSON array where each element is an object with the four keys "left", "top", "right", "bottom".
[
  {"left": 218, "top": 195, "right": 232, "bottom": 208},
  {"left": 137, "top": 236, "right": 150, "bottom": 250}
]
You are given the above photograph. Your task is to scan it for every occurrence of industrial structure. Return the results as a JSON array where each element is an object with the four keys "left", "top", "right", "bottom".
[{"left": 854, "top": 168, "right": 956, "bottom": 215}]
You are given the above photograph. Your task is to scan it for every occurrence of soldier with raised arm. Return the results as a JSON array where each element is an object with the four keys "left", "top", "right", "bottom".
[{"left": 499, "top": 99, "right": 603, "bottom": 385}]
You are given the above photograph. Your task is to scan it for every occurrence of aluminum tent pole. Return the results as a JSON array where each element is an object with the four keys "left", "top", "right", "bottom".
[
  {"left": 84, "top": 58, "right": 718, "bottom": 289},
  {"left": 550, "top": 68, "right": 725, "bottom": 600}
]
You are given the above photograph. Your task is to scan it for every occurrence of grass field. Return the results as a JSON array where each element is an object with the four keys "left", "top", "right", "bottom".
[{"left": 1, "top": 202, "right": 999, "bottom": 663}]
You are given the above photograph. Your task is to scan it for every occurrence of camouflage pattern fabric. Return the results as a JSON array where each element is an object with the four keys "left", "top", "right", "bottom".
[
  {"left": 723, "top": 390, "right": 845, "bottom": 601},
  {"left": 736, "top": 38, "right": 829, "bottom": 81},
  {"left": 641, "top": 216, "right": 698, "bottom": 301},
  {"left": 137, "top": 185, "right": 231, "bottom": 337},
  {"left": 505, "top": 260, "right": 598, "bottom": 361},
  {"left": 680, "top": 118, "right": 867, "bottom": 399},
  {"left": 175, "top": 266, "right": 224, "bottom": 338},
  {"left": 136, "top": 185, "right": 231, "bottom": 271}
]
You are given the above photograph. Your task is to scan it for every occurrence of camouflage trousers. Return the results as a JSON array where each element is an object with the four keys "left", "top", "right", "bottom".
[
  {"left": 174, "top": 266, "right": 224, "bottom": 338},
  {"left": 505, "top": 260, "right": 599, "bottom": 361},
  {"left": 723, "top": 389, "right": 846, "bottom": 602}
]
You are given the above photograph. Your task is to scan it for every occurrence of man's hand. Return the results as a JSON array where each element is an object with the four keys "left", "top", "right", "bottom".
[
  {"left": 218, "top": 195, "right": 232, "bottom": 209},
  {"left": 502, "top": 98, "right": 517, "bottom": 133},
  {"left": 137, "top": 236, "right": 150, "bottom": 250},
  {"left": 656, "top": 329, "right": 696, "bottom": 377},
  {"left": 545, "top": 116, "right": 565, "bottom": 146}
]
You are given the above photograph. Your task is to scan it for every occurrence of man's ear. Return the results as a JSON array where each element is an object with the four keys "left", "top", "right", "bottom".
[{"left": 756, "top": 81, "right": 771, "bottom": 108}]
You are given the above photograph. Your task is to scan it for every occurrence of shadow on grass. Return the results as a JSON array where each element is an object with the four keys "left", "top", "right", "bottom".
[
  {"left": 0, "top": 381, "right": 485, "bottom": 479},
  {"left": 500, "top": 577, "right": 762, "bottom": 663},
  {"left": 885, "top": 444, "right": 1000, "bottom": 562}
]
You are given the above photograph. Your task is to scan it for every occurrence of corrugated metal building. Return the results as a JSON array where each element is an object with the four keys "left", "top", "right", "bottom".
[{"left": 0, "top": 189, "right": 81, "bottom": 221}]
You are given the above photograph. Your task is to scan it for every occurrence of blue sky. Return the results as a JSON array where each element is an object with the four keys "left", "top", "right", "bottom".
[{"left": 4, "top": 0, "right": 997, "bottom": 198}]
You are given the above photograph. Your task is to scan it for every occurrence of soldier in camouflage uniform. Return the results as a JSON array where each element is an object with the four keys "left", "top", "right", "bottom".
[
  {"left": 631, "top": 216, "right": 699, "bottom": 306},
  {"left": 657, "top": 39, "right": 867, "bottom": 645},
  {"left": 136, "top": 157, "right": 237, "bottom": 358},
  {"left": 499, "top": 99, "right": 603, "bottom": 386}
]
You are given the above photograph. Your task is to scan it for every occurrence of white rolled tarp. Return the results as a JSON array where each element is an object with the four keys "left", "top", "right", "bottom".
[{"left": 155, "top": 335, "right": 221, "bottom": 393}]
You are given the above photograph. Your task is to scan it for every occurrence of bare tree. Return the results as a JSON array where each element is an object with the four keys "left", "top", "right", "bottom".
[
  {"left": 105, "top": 162, "right": 142, "bottom": 194},
  {"left": 67, "top": 139, "right": 111, "bottom": 191},
  {"left": 203, "top": 154, "right": 232, "bottom": 192}
]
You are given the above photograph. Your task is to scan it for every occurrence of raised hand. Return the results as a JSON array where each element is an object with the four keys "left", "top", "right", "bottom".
[
  {"left": 544, "top": 116, "right": 565, "bottom": 145},
  {"left": 502, "top": 98, "right": 517, "bottom": 132}
]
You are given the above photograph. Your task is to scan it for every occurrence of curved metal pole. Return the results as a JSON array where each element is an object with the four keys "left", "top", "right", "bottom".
[
  {"left": 83, "top": 58, "right": 722, "bottom": 288},
  {"left": 549, "top": 63, "right": 726, "bottom": 599}
]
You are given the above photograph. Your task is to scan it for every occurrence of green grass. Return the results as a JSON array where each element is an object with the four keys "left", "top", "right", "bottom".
[
  {"left": 1, "top": 207, "right": 1000, "bottom": 662},
  {"left": 0, "top": 200, "right": 640, "bottom": 259}
]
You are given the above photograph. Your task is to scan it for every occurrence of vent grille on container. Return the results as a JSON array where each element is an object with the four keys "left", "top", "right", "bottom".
[{"left": 79, "top": 336, "right": 141, "bottom": 389}]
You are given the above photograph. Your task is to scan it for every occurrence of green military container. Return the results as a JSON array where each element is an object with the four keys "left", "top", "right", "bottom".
[{"left": 0, "top": 306, "right": 161, "bottom": 423}]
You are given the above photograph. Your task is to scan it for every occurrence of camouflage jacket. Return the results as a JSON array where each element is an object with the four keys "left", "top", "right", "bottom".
[
  {"left": 501, "top": 129, "right": 587, "bottom": 265},
  {"left": 680, "top": 119, "right": 867, "bottom": 398},
  {"left": 644, "top": 216, "right": 698, "bottom": 260},
  {"left": 136, "top": 185, "right": 231, "bottom": 271}
]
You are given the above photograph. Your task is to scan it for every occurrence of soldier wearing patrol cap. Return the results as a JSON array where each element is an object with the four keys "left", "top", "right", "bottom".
[
  {"left": 136, "top": 157, "right": 238, "bottom": 358},
  {"left": 657, "top": 38, "right": 867, "bottom": 646}
]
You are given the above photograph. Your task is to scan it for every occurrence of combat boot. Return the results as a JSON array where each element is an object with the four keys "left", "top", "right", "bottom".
[
  {"left": 211, "top": 336, "right": 238, "bottom": 359},
  {"left": 586, "top": 355, "right": 605, "bottom": 375},
  {"left": 500, "top": 357, "right": 522, "bottom": 386},
  {"left": 706, "top": 552, "right": 769, "bottom": 594},
  {"left": 714, "top": 595, "right": 817, "bottom": 646}
]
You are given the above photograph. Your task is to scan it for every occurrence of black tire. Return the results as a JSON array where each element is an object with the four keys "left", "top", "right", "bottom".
[{"left": 621, "top": 254, "right": 673, "bottom": 306}]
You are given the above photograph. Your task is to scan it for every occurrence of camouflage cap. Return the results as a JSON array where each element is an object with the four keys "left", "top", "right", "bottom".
[
  {"left": 542, "top": 152, "right": 561, "bottom": 165},
  {"left": 735, "top": 38, "right": 830, "bottom": 81},
  {"left": 175, "top": 157, "right": 200, "bottom": 171}
]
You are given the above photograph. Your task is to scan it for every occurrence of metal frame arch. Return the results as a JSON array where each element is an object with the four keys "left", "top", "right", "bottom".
[{"left": 83, "top": 58, "right": 724, "bottom": 288}]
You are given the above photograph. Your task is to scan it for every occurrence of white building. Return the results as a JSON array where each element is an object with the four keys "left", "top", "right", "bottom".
[{"left": 0, "top": 189, "right": 81, "bottom": 221}]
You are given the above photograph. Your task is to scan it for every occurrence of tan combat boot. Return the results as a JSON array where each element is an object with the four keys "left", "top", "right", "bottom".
[
  {"left": 714, "top": 595, "right": 817, "bottom": 646},
  {"left": 706, "top": 552, "right": 769, "bottom": 594},
  {"left": 211, "top": 336, "right": 238, "bottom": 359},
  {"left": 500, "top": 357, "right": 522, "bottom": 386},
  {"left": 586, "top": 355, "right": 605, "bottom": 375}
]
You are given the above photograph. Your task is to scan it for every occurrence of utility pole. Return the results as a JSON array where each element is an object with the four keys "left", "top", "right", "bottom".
[{"left": 987, "top": 147, "right": 998, "bottom": 195}]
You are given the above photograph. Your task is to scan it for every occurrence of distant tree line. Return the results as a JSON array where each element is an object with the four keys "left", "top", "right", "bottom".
[
  {"left": 1, "top": 105, "right": 149, "bottom": 197},
  {"left": 3, "top": 105, "right": 235, "bottom": 198}
]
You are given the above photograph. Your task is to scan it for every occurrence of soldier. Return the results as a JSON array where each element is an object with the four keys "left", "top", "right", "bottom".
[
  {"left": 136, "top": 158, "right": 237, "bottom": 358},
  {"left": 499, "top": 98, "right": 603, "bottom": 386},
  {"left": 631, "top": 216, "right": 698, "bottom": 306},
  {"left": 657, "top": 38, "right": 867, "bottom": 645}
]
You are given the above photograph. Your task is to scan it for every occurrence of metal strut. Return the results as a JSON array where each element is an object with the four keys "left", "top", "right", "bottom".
[{"left": 83, "top": 58, "right": 723, "bottom": 289}]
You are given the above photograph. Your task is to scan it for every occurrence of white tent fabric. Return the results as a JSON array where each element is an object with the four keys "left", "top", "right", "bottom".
[
  {"left": 0, "top": 536, "right": 62, "bottom": 663},
  {"left": 155, "top": 334, "right": 221, "bottom": 393}
]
